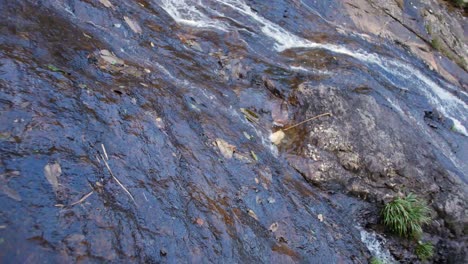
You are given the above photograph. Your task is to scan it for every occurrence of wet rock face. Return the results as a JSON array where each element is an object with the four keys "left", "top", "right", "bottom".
[
  {"left": 286, "top": 83, "right": 467, "bottom": 261},
  {"left": 0, "top": 0, "right": 467, "bottom": 263},
  {"left": 0, "top": 1, "right": 375, "bottom": 263}
]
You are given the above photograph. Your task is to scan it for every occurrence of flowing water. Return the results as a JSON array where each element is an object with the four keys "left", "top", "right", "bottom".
[
  {"left": 0, "top": 0, "right": 466, "bottom": 262},
  {"left": 160, "top": 0, "right": 468, "bottom": 174}
]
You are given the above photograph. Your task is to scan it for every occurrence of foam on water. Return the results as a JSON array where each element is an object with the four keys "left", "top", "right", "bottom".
[
  {"left": 289, "top": 65, "right": 310, "bottom": 72},
  {"left": 452, "top": 119, "right": 468, "bottom": 136},
  {"left": 385, "top": 97, "right": 405, "bottom": 116},
  {"left": 160, "top": 0, "right": 228, "bottom": 30},
  {"left": 358, "top": 226, "right": 396, "bottom": 263}
]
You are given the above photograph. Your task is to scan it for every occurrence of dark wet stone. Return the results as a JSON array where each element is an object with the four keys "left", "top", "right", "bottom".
[{"left": 0, "top": 0, "right": 466, "bottom": 263}]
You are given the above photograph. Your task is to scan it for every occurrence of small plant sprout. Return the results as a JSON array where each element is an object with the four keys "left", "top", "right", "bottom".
[{"left": 416, "top": 241, "right": 434, "bottom": 261}]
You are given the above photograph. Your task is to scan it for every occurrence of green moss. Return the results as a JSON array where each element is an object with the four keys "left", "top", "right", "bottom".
[
  {"left": 370, "top": 257, "right": 385, "bottom": 264},
  {"left": 425, "top": 24, "right": 432, "bottom": 35},
  {"left": 430, "top": 37, "right": 467, "bottom": 70},
  {"left": 431, "top": 38, "right": 443, "bottom": 51},
  {"left": 382, "top": 193, "right": 430, "bottom": 238}
]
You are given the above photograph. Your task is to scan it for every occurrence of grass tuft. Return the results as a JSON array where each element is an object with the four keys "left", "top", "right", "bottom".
[
  {"left": 450, "top": 0, "right": 466, "bottom": 7},
  {"left": 416, "top": 241, "right": 434, "bottom": 261},
  {"left": 382, "top": 193, "right": 430, "bottom": 238}
]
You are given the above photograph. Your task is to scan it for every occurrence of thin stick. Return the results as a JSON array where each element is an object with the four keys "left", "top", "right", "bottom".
[
  {"left": 283, "top": 112, "right": 332, "bottom": 131},
  {"left": 100, "top": 154, "right": 136, "bottom": 204},
  {"left": 101, "top": 144, "right": 109, "bottom": 161},
  {"left": 70, "top": 190, "right": 94, "bottom": 206}
]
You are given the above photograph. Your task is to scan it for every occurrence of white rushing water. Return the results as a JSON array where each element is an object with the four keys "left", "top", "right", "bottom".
[
  {"left": 157, "top": 0, "right": 467, "bottom": 138},
  {"left": 358, "top": 227, "right": 396, "bottom": 263},
  {"left": 160, "top": 0, "right": 229, "bottom": 30}
]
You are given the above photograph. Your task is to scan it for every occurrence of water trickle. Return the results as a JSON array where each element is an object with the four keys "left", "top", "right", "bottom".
[
  {"left": 358, "top": 227, "right": 396, "bottom": 264},
  {"left": 159, "top": 0, "right": 467, "bottom": 136}
]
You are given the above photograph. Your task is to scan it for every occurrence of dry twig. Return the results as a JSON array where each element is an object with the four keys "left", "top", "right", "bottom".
[
  {"left": 100, "top": 154, "right": 136, "bottom": 205},
  {"left": 101, "top": 144, "right": 109, "bottom": 160},
  {"left": 283, "top": 112, "right": 332, "bottom": 131},
  {"left": 70, "top": 190, "right": 94, "bottom": 206},
  {"left": 270, "top": 112, "right": 332, "bottom": 145}
]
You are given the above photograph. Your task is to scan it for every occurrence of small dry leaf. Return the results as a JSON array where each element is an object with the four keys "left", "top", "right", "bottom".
[
  {"left": 99, "top": 0, "right": 113, "bottom": 8},
  {"left": 254, "top": 178, "right": 259, "bottom": 184},
  {"left": 240, "top": 108, "right": 259, "bottom": 123},
  {"left": 0, "top": 185, "right": 21, "bottom": 201},
  {"left": 269, "top": 222, "right": 279, "bottom": 232},
  {"left": 233, "top": 153, "right": 252, "bottom": 163},
  {"left": 0, "top": 171, "right": 21, "bottom": 202},
  {"left": 317, "top": 214, "right": 324, "bottom": 222},
  {"left": 216, "top": 139, "right": 236, "bottom": 159},
  {"left": 44, "top": 162, "right": 62, "bottom": 192},
  {"left": 250, "top": 151, "right": 258, "bottom": 161},
  {"left": 65, "top": 234, "right": 86, "bottom": 243},
  {"left": 0, "top": 132, "right": 11, "bottom": 140},
  {"left": 124, "top": 16, "right": 142, "bottom": 34},
  {"left": 187, "top": 40, "right": 202, "bottom": 52},
  {"left": 267, "top": 197, "right": 276, "bottom": 204},
  {"left": 195, "top": 218, "right": 204, "bottom": 226},
  {"left": 100, "top": 50, "right": 125, "bottom": 65},
  {"left": 248, "top": 209, "right": 259, "bottom": 221},
  {"left": 269, "top": 130, "right": 285, "bottom": 145}
]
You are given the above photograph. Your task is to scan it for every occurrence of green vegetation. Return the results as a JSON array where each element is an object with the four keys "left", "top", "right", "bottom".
[
  {"left": 370, "top": 257, "right": 385, "bottom": 264},
  {"left": 450, "top": 0, "right": 466, "bottom": 8},
  {"left": 425, "top": 24, "right": 432, "bottom": 35},
  {"left": 430, "top": 37, "right": 467, "bottom": 70},
  {"left": 381, "top": 194, "right": 436, "bottom": 261},
  {"left": 416, "top": 241, "right": 434, "bottom": 261},
  {"left": 430, "top": 38, "right": 443, "bottom": 51},
  {"left": 382, "top": 193, "right": 430, "bottom": 238}
]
